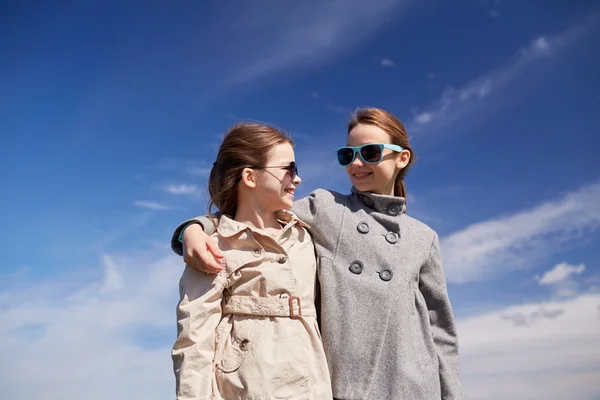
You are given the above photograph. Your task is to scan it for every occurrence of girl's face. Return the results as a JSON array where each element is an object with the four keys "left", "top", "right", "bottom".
[
  {"left": 254, "top": 142, "right": 301, "bottom": 212},
  {"left": 345, "top": 124, "right": 409, "bottom": 195}
]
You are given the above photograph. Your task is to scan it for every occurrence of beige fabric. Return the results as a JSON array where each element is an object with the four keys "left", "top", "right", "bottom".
[{"left": 172, "top": 211, "right": 332, "bottom": 400}]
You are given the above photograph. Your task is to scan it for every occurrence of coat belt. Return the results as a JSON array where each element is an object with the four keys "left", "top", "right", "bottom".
[{"left": 224, "top": 295, "right": 316, "bottom": 319}]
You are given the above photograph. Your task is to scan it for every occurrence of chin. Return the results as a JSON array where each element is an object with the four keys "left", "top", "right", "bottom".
[{"left": 350, "top": 179, "right": 373, "bottom": 192}]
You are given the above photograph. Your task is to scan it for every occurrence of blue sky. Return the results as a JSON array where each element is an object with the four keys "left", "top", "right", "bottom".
[{"left": 1, "top": 1, "right": 600, "bottom": 399}]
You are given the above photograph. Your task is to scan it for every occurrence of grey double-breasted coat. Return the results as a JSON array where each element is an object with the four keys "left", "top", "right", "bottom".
[{"left": 171, "top": 187, "right": 463, "bottom": 400}]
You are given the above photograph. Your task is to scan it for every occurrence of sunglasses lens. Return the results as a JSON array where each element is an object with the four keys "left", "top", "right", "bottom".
[
  {"left": 337, "top": 148, "right": 355, "bottom": 166},
  {"left": 361, "top": 144, "right": 382, "bottom": 163},
  {"left": 290, "top": 162, "right": 298, "bottom": 178}
]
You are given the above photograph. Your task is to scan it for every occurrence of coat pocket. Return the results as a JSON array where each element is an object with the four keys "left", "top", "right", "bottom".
[{"left": 215, "top": 315, "right": 263, "bottom": 373}]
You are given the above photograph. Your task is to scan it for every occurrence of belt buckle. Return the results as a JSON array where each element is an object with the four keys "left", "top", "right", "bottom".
[{"left": 288, "top": 296, "right": 302, "bottom": 319}]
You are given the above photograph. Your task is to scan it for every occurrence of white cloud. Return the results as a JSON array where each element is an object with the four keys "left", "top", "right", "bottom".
[
  {"left": 133, "top": 200, "right": 171, "bottom": 210},
  {"left": 186, "top": 166, "right": 212, "bottom": 176},
  {"left": 0, "top": 249, "right": 182, "bottom": 400},
  {"left": 380, "top": 58, "right": 395, "bottom": 67},
  {"left": 217, "top": 0, "right": 406, "bottom": 84},
  {"left": 441, "top": 180, "right": 600, "bottom": 283},
  {"left": 458, "top": 293, "right": 600, "bottom": 400},
  {"left": 531, "top": 36, "right": 551, "bottom": 54},
  {"left": 415, "top": 112, "right": 433, "bottom": 124},
  {"left": 4, "top": 249, "right": 598, "bottom": 400},
  {"left": 409, "top": 15, "right": 598, "bottom": 134},
  {"left": 165, "top": 184, "right": 201, "bottom": 196},
  {"left": 539, "top": 262, "right": 586, "bottom": 285},
  {"left": 101, "top": 254, "right": 124, "bottom": 293}
]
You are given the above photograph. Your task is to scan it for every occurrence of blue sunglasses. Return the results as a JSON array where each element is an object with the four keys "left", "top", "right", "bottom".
[{"left": 335, "top": 143, "right": 404, "bottom": 166}]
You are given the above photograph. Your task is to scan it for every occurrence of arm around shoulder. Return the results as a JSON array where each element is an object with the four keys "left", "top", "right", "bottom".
[{"left": 171, "top": 215, "right": 218, "bottom": 256}]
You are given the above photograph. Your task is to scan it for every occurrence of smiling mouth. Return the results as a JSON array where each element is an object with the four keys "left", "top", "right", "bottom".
[
  {"left": 352, "top": 172, "right": 372, "bottom": 179},
  {"left": 284, "top": 189, "right": 295, "bottom": 196}
]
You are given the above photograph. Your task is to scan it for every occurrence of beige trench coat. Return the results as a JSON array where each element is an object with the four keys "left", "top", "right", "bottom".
[{"left": 172, "top": 211, "right": 332, "bottom": 400}]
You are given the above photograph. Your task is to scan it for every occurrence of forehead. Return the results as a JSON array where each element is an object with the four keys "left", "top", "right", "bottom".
[
  {"left": 267, "top": 142, "right": 295, "bottom": 162},
  {"left": 347, "top": 124, "right": 392, "bottom": 145}
]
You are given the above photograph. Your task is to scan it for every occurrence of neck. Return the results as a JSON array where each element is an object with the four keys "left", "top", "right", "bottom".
[{"left": 234, "top": 194, "right": 281, "bottom": 231}]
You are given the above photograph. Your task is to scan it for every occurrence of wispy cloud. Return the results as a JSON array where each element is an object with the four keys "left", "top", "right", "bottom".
[
  {"left": 459, "top": 293, "right": 600, "bottom": 400},
  {"left": 539, "top": 261, "right": 586, "bottom": 285},
  {"left": 165, "top": 184, "right": 202, "bottom": 196},
  {"left": 0, "top": 249, "right": 181, "bottom": 400},
  {"left": 185, "top": 166, "right": 212, "bottom": 177},
  {"left": 380, "top": 58, "right": 395, "bottom": 67},
  {"left": 220, "top": 0, "right": 406, "bottom": 84},
  {"left": 410, "top": 15, "right": 599, "bottom": 135},
  {"left": 133, "top": 200, "right": 171, "bottom": 210},
  {"left": 441, "top": 180, "right": 600, "bottom": 283}
]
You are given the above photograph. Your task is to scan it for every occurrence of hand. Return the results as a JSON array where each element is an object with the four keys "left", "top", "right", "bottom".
[{"left": 182, "top": 224, "right": 224, "bottom": 273}]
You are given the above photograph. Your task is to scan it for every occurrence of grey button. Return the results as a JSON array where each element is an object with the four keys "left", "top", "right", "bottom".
[
  {"left": 386, "top": 203, "right": 401, "bottom": 216},
  {"left": 239, "top": 339, "right": 250, "bottom": 350},
  {"left": 253, "top": 249, "right": 261, "bottom": 258},
  {"left": 277, "top": 256, "right": 287, "bottom": 264},
  {"left": 379, "top": 269, "right": 393, "bottom": 281},
  {"left": 349, "top": 261, "right": 363, "bottom": 274},
  {"left": 385, "top": 231, "right": 399, "bottom": 244},
  {"left": 279, "top": 293, "right": 290, "bottom": 299},
  {"left": 357, "top": 222, "right": 370, "bottom": 234}
]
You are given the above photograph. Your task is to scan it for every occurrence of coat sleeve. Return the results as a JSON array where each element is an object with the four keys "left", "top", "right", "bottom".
[
  {"left": 172, "top": 265, "right": 225, "bottom": 400},
  {"left": 171, "top": 215, "right": 218, "bottom": 256},
  {"left": 419, "top": 232, "right": 463, "bottom": 400}
]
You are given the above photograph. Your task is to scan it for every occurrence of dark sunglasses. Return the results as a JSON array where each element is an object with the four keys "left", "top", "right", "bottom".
[
  {"left": 335, "top": 143, "right": 404, "bottom": 167},
  {"left": 254, "top": 161, "right": 299, "bottom": 179}
]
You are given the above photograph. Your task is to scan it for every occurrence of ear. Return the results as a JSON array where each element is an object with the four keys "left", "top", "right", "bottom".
[
  {"left": 396, "top": 150, "right": 411, "bottom": 170},
  {"left": 240, "top": 168, "right": 257, "bottom": 189}
]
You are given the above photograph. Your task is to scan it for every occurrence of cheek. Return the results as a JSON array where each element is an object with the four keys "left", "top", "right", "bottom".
[{"left": 373, "top": 162, "right": 396, "bottom": 180}]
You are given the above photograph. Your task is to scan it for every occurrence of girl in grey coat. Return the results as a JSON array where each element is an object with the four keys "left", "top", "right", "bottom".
[{"left": 173, "top": 108, "right": 463, "bottom": 399}]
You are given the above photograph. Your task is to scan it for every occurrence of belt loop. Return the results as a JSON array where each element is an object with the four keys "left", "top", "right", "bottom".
[{"left": 289, "top": 296, "right": 302, "bottom": 319}]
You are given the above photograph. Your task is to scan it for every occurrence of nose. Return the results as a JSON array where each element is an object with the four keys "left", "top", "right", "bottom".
[
  {"left": 350, "top": 153, "right": 365, "bottom": 168},
  {"left": 293, "top": 174, "right": 302, "bottom": 185}
]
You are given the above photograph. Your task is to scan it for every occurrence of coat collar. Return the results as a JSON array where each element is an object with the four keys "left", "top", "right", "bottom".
[
  {"left": 351, "top": 186, "right": 406, "bottom": 216},
  {"left": 216, "top": 210, "right": 309, "bottom": 238}
]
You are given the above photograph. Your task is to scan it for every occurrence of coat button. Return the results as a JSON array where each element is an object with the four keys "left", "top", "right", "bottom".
[
  {"left": 239, "top": 339, "right": 250, "bottom": 350},
  {"left": 386, "top": 203, "right": 401, "bottom": 216},
  {"left": 277, "top": 256, "right": 287, "bottom": 264},
  {"left": 379, "top": 269, "right": 393, "bottom": 281},
  {"left": 279, "top": 293, "right": 290, "bottom": 299},
  {"left": 385, "top": 231, "right": 399, "bottom": 244},
  {"left": 349, "top": 261, "right": 363, "bottom": 274},
  {"left": 357, "top": 222, "right": 370, "bottom": 234},
  {"left": 253, "top": 249, "right": 261, "bottom": 258}
]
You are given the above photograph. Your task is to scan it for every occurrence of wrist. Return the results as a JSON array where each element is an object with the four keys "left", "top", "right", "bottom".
[{"left": 178, "top": 222, "right": 201, "bottom": 243}]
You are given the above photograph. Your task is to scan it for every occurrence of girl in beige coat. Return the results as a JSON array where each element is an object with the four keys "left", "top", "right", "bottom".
[{"left": 172, "top": 123, "right": 332, "bottom": 400}]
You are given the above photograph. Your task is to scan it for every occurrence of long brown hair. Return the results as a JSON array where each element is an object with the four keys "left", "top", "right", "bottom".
[
  {"left": 208, "top": 122, "right": 294, "bottom": 225},
  {"left": 348, "top": 107, "right": 415, "bottom": 200}
]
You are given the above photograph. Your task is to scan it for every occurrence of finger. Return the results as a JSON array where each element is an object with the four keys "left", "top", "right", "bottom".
[
  {"left": 205, "top": 240, "right": 224, "bottom": 259},
  {"left": 199, "top": 252, "right": 224, "bottom": 272},
  {"left": 183, "top": 254, "right": 202, "bottom": 270}
]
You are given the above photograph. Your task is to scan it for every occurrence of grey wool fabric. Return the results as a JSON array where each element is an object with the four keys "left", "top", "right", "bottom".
[{"left": 171, "top": 187, "right": 463, "bottom": 400}]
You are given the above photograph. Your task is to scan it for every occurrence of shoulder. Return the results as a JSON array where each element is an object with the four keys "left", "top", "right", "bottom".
[
  {"left": 402, "top": 213, "right": 438, "bottom": 244},
  {"left": 307, "top": 188, "right": 349, "bottom": 206}
]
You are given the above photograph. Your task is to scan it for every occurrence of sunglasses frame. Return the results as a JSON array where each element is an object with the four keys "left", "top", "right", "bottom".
[
  {"left": 254, "top": 161, "right": 299, "bottom": 179},
  {"left": 335, "top": 143, "right": 404, "bottom": 166}
]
